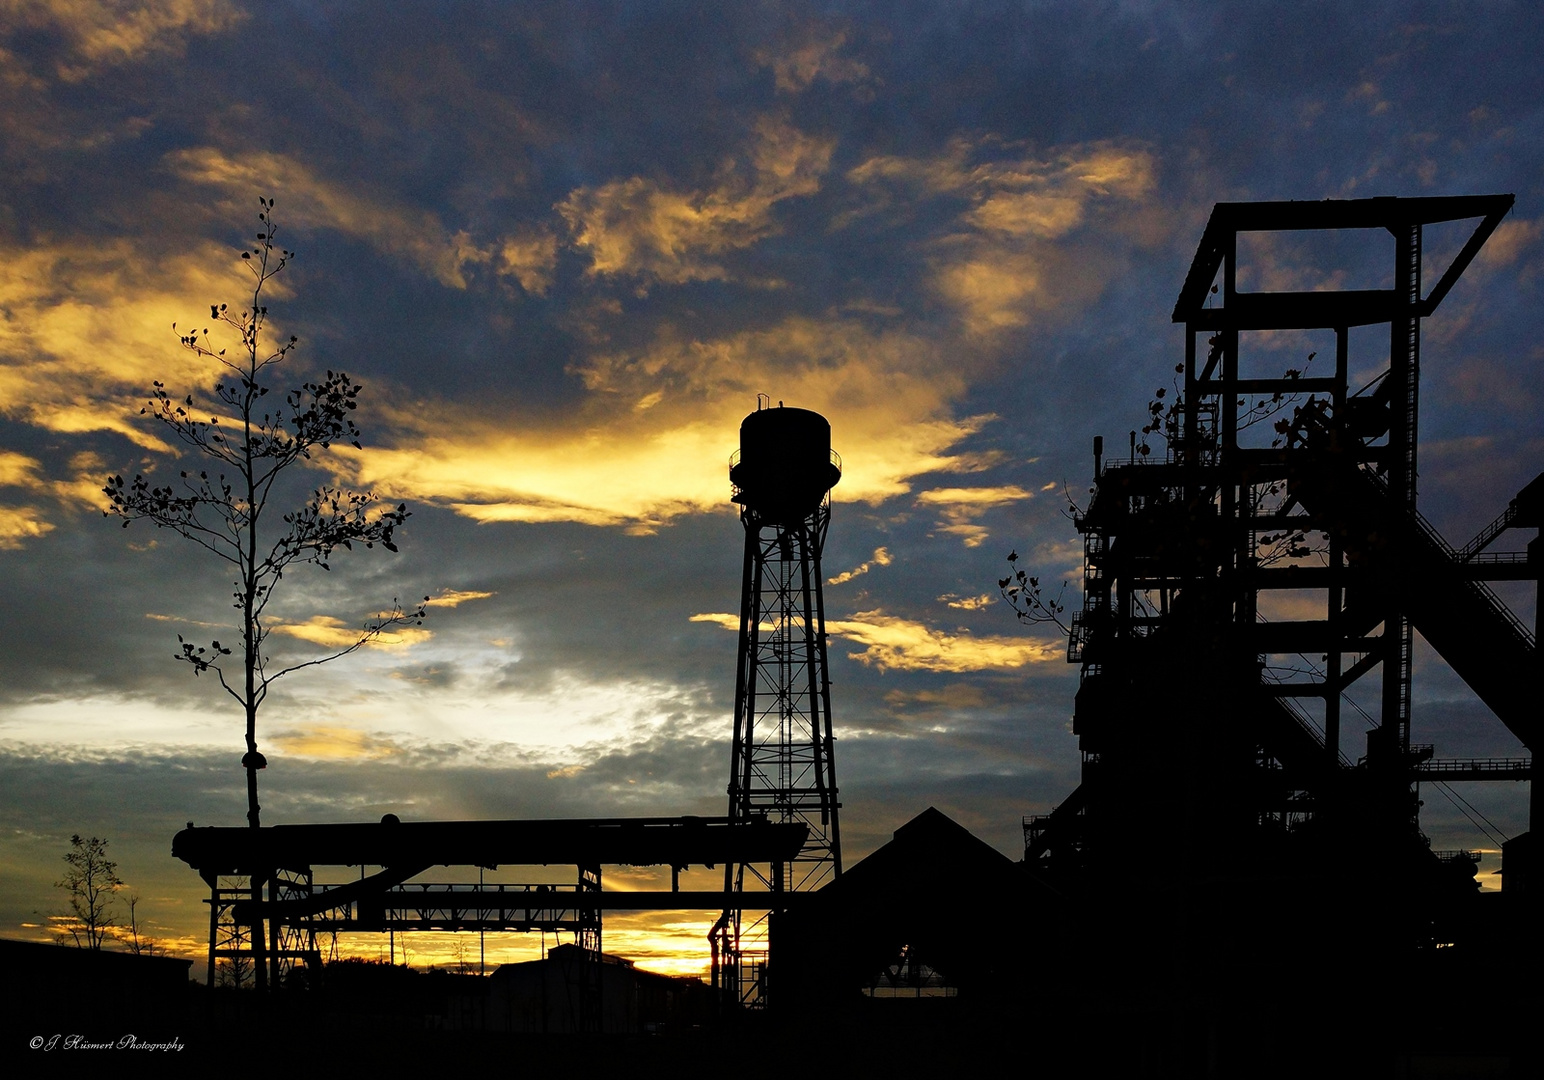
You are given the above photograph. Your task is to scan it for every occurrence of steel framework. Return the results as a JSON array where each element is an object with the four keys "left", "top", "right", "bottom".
[
  {"left": 714, "top": 401, "right": 843, "bottom": 1006},
  {"left": 176, "top": 814, "right": 807, "bottom": 1026},
  {"left": 1029, "top": 196, "right": 1535, "bottom": 933}
]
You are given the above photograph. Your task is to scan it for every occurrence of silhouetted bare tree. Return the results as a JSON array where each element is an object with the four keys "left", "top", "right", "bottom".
[
  {"left": 106, "top": 199, "right": 426, "bottom": 835},
  {"left": 218, "top": 950, "right": 253, "bottom": 990},
  {"left": 56, "top": 834, "right": 122, "bottom": 950},
  {"left": 125, "top": 893, "right": 156, "bottom": 956},
  {"left": 105, "top": 201, "right": 426, "bottom": 990}
]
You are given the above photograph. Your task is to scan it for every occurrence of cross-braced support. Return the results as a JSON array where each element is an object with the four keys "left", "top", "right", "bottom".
[{"left": 716, "top": 402, "right": 843, "bottom": 1007}]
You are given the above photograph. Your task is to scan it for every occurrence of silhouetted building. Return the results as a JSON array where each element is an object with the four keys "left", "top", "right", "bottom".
[
  {"left": 776, "top": 808, "right": 1066, "bottom": 1021},
  {"left": 487, "top": 944, "right": 712, "bottom": 1034}
]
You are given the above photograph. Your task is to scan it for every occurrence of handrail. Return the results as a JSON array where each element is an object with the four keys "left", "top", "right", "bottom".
[
  {"left": 727, "top": 447, "right": 843, "bottom": 472},
  {"left": 1416, "top": 757, "right": 1532, "bottom": 775},
  {"left": 1468, "top": 551, "right": 1530, "bottom": 565},
  {"left": 1459, "top": 501, "right": 1518, "bottom": 561},
  {"left": 1357, "top": 467, "right": 1536, "bottom": 648}
]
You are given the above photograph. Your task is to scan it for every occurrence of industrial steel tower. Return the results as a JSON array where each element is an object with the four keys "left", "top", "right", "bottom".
[
  {"left": 1027, "top": 196, "right": 1532, "bottom": 928},
  {"left": 713, "top": 400, "right": 843, "bottom": 1006}
]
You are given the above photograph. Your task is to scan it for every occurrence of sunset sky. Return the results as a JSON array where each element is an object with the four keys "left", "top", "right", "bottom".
[{"left": 1, "top": 0, "right": 1540, "bottom": 978}]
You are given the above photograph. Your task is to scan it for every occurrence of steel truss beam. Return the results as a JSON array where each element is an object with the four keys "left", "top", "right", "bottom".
[{"left": 175, "top": 815, "right": 807, "bottom": 1002}]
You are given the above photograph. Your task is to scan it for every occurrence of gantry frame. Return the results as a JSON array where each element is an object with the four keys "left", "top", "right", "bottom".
[{"left": 175, "top": 813, "right": 808, "bottom": 1023}]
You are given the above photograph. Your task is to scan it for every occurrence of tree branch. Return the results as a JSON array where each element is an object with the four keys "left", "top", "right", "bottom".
[
  {"left": 261, "top": 597, "right": 429, "bottom": 687},
  {"left": 999, "top": 551, "right": 1072, "bottom": 636}
]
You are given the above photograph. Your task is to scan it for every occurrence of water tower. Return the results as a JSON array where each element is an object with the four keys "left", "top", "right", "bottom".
[{"left": 713, "top": 399, "right": 843, "bottom": 1006}]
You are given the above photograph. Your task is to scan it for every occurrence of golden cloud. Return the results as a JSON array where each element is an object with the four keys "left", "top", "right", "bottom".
[
  {"left": 826, "top": 610, "right": 1061, "bottom": 671},
  {"left": 915, "top": 484, "right": 1031, "bottom": 548},
  {"left": 270, "top": 725, "right": 393, "bottom": 761},
  {"left": 0, "top": 448, "right": 116, "bottom": 517},
  {"left": 0, "top": 226, "right": 348, "bottom": 528},
  {"left": 932, "top": 247, "right": 1044, "bottom": 335},
  {"left": 352, "top": 417, "right": 734, "bottom": 530},
  {"left": 914, "top": 485, "right": 1031, "bottom": 507},
  {"left": 694, "top": 607, "right": 1059, "bottom": 672},
  {"left": 269, "top": 615, "right": 432, "bottom": 651},
  {"left": 690, "top": 612, "right": 776, "bottom": 634},
  {"left": 427, "top": 589, "right": 496, "bottom": 608},
  {"left": 2, "top": 132, "right": 1143, "bottom": 544},
  {"left": 51, "top": 450, "right": 113, "bottom": 511},
  {"left": 827, "top": 545, "right": 892, "bottom": 586},
  {"left": 969, "top": 191, "right": 1087, "bottom": 237},
  {"left": 1, "top": 139, "right": 1144, "bottom": 547},
  {"left": 0, "top": 504, "right": 55, "bottom": 548},
  {"left": 497, "top": 230, "right": 559, "bottom": 294},
  {"left": 755, "top": 26, "right": 871, "bottom": 93},
  {"left": 0, "top": 234, "right": 245, "bottom": 450},
  {"left": 939, "top": 593, "right": 994, "bottom": 611},
  {"left": 343, "top": 314, "right": 992, "bottom": 527},
  {"left": 558, "top": 115, "right": 833, "bottom": 286},
  {"left": 849, "top": 140, "right": 1159, "bottom": 335},
  {"left": 7, "top": 0, "right": 242, "bottom": 80},
  {"left": 0, "top": 450, "right": 42, "bottom": 487},
  {"left": 169, "top": 146, "right": 503, "bottom": 289},
  {"left": 0, "top": 161, "right": 534, "bottom": 540},
  {"left": 145, "top": 612, "right": 222, "bottom": 627}
]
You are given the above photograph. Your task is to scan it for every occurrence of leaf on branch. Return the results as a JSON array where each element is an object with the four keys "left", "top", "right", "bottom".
[{"left": 997, "top": 551, "right": 1072, "bottom": 634}]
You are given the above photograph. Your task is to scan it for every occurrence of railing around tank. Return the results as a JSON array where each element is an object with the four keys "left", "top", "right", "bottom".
[{"left": 728, "top": 447, "right": 842, "bottom": 472}]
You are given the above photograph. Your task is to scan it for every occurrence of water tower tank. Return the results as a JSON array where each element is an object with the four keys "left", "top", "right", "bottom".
[{"left": 729, "top": 404, "right": 841, "bottom": 522}]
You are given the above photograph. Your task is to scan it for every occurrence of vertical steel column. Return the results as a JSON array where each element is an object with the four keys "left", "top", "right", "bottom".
[
  {"left": 1380, "top": 223, "right": 1422, "bottom": 762},
  {"left": 203, "top": 873, "right": 219, "bottom": 989},
  {"left": 577, "top": 863, "right": 602, "bottom": 1032},
  {"left": 1324, "top": 326, "right": 1349, "bottom": 766}
]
